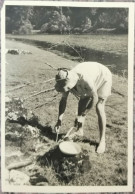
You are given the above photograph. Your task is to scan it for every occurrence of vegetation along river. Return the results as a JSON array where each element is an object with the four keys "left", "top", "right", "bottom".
[{"left": 7, "top": 34, "right": 128, "bottom": 77}]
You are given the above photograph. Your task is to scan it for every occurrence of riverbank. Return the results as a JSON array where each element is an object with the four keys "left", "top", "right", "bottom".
[{"left": 6, "top": 34, "right": 128, "bottom": 76}]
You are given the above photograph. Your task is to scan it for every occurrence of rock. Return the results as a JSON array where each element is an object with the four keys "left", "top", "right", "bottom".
[
  {"left": 25, "top": 125, "right": 39, "bottom": 137},
  {"left": 5, "top": 132, "right": 21, "bottom": 141},
  {"left": 5, "top": 151, "right": 24, "bottom": 167},
  {"left": 5, "top": 146, "right": 23, "bottom": 157},
  {"left": 30, "top": 174, "right": 48, "bottom": 185},
  {"left": 7, "top": 112, "right": 18, "bottom": 121},
  {"left": 7, "top": 49, "right": 20, "bottom": 55},
  {"left": 9, "top": 170, "right": 30, "bottom": 185},
  {"left": 5, "top": 155, "right": 20, "bottom": 167},
  {"left": 6, "top": 122, "right": 23, "bottom": 133},
  {"left": 7, "top": 49, "right": 32, "bottom": 55},
  {"left": 27, "top": 111, "right": 34, "bottom": 120},
  {"left": 21, "top": 50, "right": 32, "bottom": 54}
]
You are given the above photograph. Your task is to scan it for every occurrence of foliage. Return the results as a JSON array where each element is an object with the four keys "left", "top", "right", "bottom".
[
  {"left": 6, "top": 6, "right": 33, "bottom": 34},
  {"left": 18, "top": 20, "right": 33, "bottom": 35},
  {"left": 41, "top": 9, "right": 70, "bottom": 34},
  {"left": 6, "top": 6, "right": 128, "bottom": 34}
]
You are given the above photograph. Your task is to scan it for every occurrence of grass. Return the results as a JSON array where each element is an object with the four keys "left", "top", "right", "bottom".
[
  {"left": 6, "top": 34, "right": 128, "bottom": 56},
  {"left": 5, "top": 38, "right": 128, "bottom": 186}
]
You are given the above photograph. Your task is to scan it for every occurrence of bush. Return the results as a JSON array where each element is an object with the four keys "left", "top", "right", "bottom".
[
  {"left": 18, "top": 20, "right": 33, "bottom": 35},
  {"left": 40, "top": 23, "right": 49, "bottom": 33}
]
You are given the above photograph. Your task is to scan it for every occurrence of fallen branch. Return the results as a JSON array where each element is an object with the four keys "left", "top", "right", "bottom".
[
  {"left": 7, "top": 78, "right": 55, "bottom": 92},
  {"left": 24, "top": 87, "right": 55, "bottom": 100},
  {"left": 7, "top": 84, "right": 30, "bottom": 92},
  {"left": 44, "top": 62, "right": 57, "bottom": 71},
  {"left": 7, "top": 160, "right": 32, "bottom": 170},
  {"left": 112, "top": 87, "right": 125, "bottom": 97},
  {"left": 64, "top": 41, "right": 84, "bottom": 62},
  {"left": 45, "top": 62, "right": 72, "bottom": 72},
  {"left": 42, "top": 78, "right": 55, "bottom": 83}
]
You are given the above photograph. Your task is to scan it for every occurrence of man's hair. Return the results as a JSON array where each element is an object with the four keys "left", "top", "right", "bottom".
[{"left": 56, "top": 68, "right": 70, "bottom": 81}]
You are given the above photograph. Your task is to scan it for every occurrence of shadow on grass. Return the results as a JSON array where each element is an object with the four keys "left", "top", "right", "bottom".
[
  {"left": 37, "top": 144, "right": 92, "bottom": 184},
  {"left": 9, "top": 116, "right": 99, "bottom": 150},
  {"left": 9, "top": 116, "right": 64, "bottom": 141},
  {"left": 73, "top": 135, "right": 98, "bottom": 149}
]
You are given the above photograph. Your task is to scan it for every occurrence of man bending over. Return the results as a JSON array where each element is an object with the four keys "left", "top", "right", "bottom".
[{"left": 54, "top": 62, "right": 112, "bottom": 154}]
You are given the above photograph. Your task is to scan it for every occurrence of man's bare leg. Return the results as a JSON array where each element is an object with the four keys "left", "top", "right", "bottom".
[{"left": 96, "top": 98, "right": 106, "bottom": 153}]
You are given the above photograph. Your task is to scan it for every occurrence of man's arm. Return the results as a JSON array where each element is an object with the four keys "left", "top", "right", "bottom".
[
  {"left": 55, "top": 92, "right": 69, "bottom": 132},
  {"left": 74, "top": 78, "right": 98, "bottom": 129}
]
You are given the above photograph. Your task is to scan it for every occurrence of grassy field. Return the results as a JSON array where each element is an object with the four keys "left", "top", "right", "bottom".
[
  {"left": 7, "top": 34, "right": 128, "bottom": 56},
  {"left": 5, "top": 38, "right": 128, "bottom": 186}
]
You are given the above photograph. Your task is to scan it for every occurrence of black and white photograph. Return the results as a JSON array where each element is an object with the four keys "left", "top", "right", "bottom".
[{"left": 1, "top": 1, "right": 134, "bottom": 193}]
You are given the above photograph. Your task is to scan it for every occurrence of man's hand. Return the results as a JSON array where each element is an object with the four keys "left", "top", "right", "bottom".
[
  {"left": 54, "top": 92, "right": 69, "bottom": 134},
  {"left": 54, "top": 119, "right": 61, "bottom": 133}
]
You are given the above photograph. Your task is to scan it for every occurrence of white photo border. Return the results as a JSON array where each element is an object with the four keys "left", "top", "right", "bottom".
[{"left": 1, "top": 1, "right": 134, "bottom": 193}]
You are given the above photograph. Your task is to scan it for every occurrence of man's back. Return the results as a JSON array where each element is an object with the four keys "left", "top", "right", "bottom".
[{"left": 71, "top": 62, "right": 112, "bottom": 90}]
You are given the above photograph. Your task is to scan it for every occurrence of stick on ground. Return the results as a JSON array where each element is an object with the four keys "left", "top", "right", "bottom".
[
  {"left": 44, "top": 62, "right": 58, "bottom": 70},
  {"left": 24, "top": 87, "right": 55, "bottom": 100},
  {"left": 7, "top": 78, "right": 55, "bottom": 92}
]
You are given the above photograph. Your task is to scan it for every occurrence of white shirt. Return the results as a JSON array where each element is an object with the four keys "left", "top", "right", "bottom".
[{"left": 71, "top": 62, "right": 112, "bottom": 99}]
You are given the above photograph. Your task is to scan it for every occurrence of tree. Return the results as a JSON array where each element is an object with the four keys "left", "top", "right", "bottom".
[
  {"left": 6, "top": 6, "right": 33, "bottom": 34},
  {"left": 6, "top": 6, "right": 128, "bottom": 35},
  {"left": 94, "top": 8, "right": 128, "bottom": 32},
  {"left": 41, "top": 7, "right": 70, "bottom": 34}
]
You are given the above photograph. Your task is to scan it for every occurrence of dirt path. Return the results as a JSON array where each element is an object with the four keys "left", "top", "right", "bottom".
[{"left": 4, "top": 39, "right": 128, "bottom": 186}]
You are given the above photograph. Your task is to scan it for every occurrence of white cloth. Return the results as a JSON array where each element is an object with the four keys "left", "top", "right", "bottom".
[{"left": 71, "top": 62, "right": 112, "bottom": 99}]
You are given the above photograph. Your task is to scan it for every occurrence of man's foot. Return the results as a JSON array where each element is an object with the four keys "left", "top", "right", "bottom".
[{"left": 96, "top": 142, "right": 106, "bottom": 154}]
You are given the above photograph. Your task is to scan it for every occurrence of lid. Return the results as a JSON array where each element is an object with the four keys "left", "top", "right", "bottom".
[{"left": 59, "top": 141, "right": 81, "bottom": 155}]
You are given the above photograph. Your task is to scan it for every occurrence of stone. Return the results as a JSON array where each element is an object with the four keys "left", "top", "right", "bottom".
[
  {"left": 5, "top": 155, "right": 20, "bottom": 167},
  {"left": 5, "top": 146, "right": 23, "bottom": 157},
  {"left": 7, "top": 49, "right": 20, "bottom": 55},
  {"left": 5, "top": 132, "right": 21, "bottom": 141},
  {"left": 7, "top": 49, "right": 32, "bottom": 55},
  {"left": 9, "top": 170, "right": 30, "bottom": 185},
  {"left": 7, "top": 112, "right": 18, "bottom": 121},
  {"left": 30, "top": 174, "right": 48, "bottom": 185},
  {"left": 26, "top": 125, "right": 39, "bottom": 137}
]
